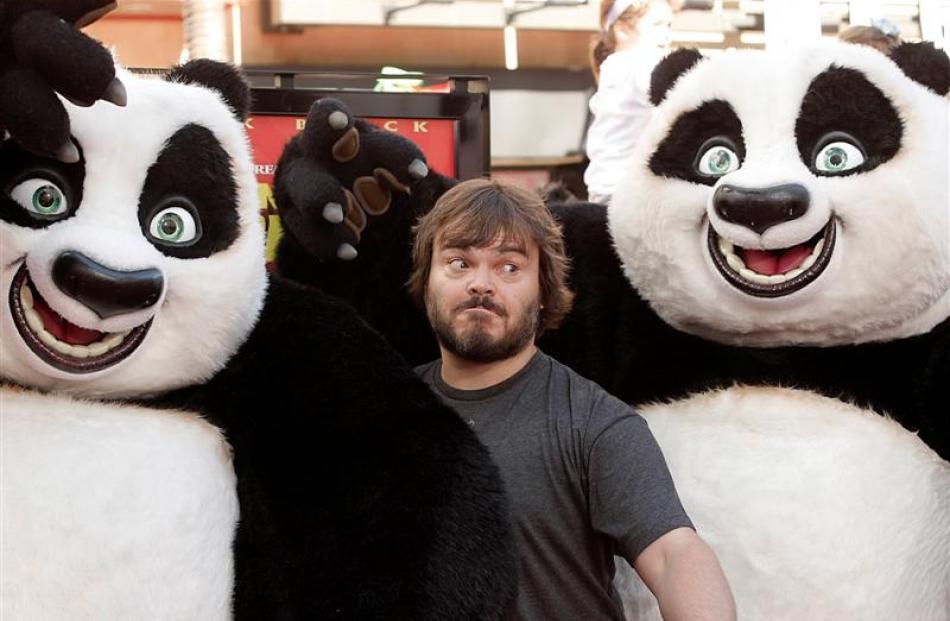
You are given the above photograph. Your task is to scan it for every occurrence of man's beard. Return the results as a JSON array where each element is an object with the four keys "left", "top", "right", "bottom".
[{"left": 426, "top": 293, "right": 539, "bottom": 363}]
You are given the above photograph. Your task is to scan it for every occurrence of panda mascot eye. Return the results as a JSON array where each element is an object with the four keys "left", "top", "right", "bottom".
[
  {"left": 694, "top": 139, "right": 741, "bottom": 177},
  {"left": 9, "top": 178, "right": 69, "bottom": 219},
  {"left": 147, "top": 203, "right": 202, "bottom": 246},
  {"left": 813, "top": 136, "right": 866, "bottom": 175}
]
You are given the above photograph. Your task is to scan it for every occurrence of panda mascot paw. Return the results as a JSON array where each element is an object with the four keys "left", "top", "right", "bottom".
[
  {"left": 0, "top": 0, "right": 123, "bottom": 161},
  {"left": 275, "top": 97, "right": 449, "bottom": 264},
  {"left": 275, "top": 99, "right": 455, "bottom": 364},
  {"left": 0, "top": 53, "right": 517, "bottom": 619}
]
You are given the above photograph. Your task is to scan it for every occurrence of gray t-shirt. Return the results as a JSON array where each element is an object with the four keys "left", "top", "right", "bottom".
[{"left": 415, "top": 350, "right": 693, "bottom": 620}]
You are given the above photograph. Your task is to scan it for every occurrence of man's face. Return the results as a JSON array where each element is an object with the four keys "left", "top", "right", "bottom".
[{"left": 425, "top": 232, "right": 541, "bottom": 363}]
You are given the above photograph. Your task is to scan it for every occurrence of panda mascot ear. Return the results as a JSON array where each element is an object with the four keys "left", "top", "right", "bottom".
[
  {"left": 889, "top": 41, "right": 950, "bottom": 96},
  {"left": 649, "top": 48, "right": 704, "bottom": 106},
  {"left": 165, "top": 59, "right": 250, "bottom": 122}
]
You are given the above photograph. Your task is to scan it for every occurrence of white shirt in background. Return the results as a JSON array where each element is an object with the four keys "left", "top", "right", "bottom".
[{"left": 585, "top": 46, "right": 666, "bottom": 204}]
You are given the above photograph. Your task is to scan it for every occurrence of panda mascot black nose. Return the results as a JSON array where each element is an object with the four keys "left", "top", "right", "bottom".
[
  {"left": 713, "top": 183, "right": 810, "bottom": 235},
  {"left": 52, "top": 251, "right": 164, "bottom": 319}
]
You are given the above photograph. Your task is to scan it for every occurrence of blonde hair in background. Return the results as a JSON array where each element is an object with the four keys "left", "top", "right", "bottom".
[{"left": 837, "top": 24, "right": 903, "bottom": 54}]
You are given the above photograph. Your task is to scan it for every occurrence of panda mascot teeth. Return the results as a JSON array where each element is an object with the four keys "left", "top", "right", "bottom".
[
  {"left": 0, "top": 12, "right": 517, "bottom": 620},
  {"left": 272, "top": 40, "right": 950, "bottom": 619}
]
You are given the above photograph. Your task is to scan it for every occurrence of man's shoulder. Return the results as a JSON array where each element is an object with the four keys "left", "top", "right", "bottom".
[
  {"left": 542, "top": 351, "right": 611, "bottom": 393},
  {"left": 540, "top": 352, "right": 632, "bottom": 417},
  {"left": 538, "top": 352, "right": 649, "bottom": 457}
]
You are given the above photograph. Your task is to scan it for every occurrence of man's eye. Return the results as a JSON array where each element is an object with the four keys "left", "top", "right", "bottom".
[
  {"left": 448, "top": 258, "right": 467, "bottom": 271},
  {"left": 501, "top": 263, "right": 519, "bottom": 274}
]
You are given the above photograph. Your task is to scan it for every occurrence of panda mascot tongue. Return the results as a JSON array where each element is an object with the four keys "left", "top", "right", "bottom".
[
  {"left": 0, "top": 8, "right": 517, "bottom": 619},
  {"left": 271, "top": 39, "right": 950, "bottom": 619}
]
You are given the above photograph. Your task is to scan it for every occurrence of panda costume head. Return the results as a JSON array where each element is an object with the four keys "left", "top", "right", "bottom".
[
  {"left": 0, "top": 61, "right": 264, "bottom": 398},
  {"left": 610, "top": 41, "right": 950, "bottom": 347}
]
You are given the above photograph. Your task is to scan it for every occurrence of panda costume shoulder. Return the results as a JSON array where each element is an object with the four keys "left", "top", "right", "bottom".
[
  {"left": 0, "top": 34, "right": 516, "bottom": 621},
  {"left": 273, "top": 40, "right": 949, "bottom": 618}
]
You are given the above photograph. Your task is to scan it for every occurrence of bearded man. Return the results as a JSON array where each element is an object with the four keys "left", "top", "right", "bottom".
[{"left": 410, "top": 178, "right": 735, "bottom": 621}]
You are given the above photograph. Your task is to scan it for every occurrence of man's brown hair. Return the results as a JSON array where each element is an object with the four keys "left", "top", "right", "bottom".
[{"left": 407, "top": 178, "right": 574, "bottom": 335}]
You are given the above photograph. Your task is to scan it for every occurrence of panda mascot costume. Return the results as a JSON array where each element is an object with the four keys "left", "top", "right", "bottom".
[
  {"left": 0, "top": 2, "right": 518, "bottom": 619},
  {"left": 273, "top": 39, "right": 950, "bottom": 619}
]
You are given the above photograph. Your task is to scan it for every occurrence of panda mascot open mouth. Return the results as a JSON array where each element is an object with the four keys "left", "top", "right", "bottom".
[
  {"left": 707, "top": 218, "right": 835, "bottom": 297},
  {"left": 9, "top": 264, "right": 152, "bottom": 373}
]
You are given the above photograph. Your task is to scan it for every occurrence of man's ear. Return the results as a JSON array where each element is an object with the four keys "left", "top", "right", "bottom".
[{"left": 649, "top": 48, "right": 704, "bottom": 106}]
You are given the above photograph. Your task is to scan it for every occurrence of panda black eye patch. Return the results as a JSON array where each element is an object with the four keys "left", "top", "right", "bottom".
[
  {"left": 795, "top": 66, "right": 902, "bottom": 177},
  {"left": 649, "top": 100, "right": 746, "bottom": 186},
  {"left": 0, "top": 142, "right": 84, "bottom": 229},
  {"left": 138, "top": 124, "right": 240, "bottom": 259}
]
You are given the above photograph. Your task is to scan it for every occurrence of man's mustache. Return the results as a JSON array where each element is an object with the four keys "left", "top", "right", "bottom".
[{"left": 455, "top": 296, "right": 506, "bottom": 317}]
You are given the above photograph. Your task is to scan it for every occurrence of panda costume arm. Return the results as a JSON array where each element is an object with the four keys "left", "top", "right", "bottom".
[
  {"left": 163, "top": 275, "right": 519, "bottom": 620},
  {"left": 274, "top": 98, "right": 459, "bottom": 368},
  {"left": 133, "top": 65, "right": 518, "bottom": 619}
]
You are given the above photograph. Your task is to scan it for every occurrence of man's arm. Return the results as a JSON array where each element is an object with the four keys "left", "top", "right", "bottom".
[{"left": 633, "top": 527, "right": 736, "bottom": 621}]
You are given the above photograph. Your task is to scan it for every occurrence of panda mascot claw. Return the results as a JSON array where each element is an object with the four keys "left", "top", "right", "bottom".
[
  {"left": 0, "top": 5, "right": 517, "bottom": 619},
  {"left": 274, "top": 40, "right": 950, "bottom": 619}
]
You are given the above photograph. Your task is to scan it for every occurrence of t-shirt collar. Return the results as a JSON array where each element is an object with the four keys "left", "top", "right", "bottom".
[{"left": 434, "top": 350, "right": 544, "bottom": 402}]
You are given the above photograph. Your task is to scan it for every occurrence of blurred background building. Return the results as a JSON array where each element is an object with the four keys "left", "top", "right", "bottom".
[{"left": 86, "top": 0, "right": 950, "bottom": 194}]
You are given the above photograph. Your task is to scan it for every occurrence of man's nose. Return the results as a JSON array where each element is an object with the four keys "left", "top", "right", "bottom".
[{"left": 467, "top": 265, "right": 495, "bottom": 295}]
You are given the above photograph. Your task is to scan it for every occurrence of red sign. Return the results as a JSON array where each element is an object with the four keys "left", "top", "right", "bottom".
[{"left": 246, "top": 114, "right": 457, "bottom": 265}]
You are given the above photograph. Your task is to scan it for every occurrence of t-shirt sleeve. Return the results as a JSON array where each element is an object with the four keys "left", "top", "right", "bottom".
[{"left": 586, "top": 400, "right": 693, "bottom": 564}]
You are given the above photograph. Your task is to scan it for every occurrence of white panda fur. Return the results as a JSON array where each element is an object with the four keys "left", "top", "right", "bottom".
[
  {"left": 614, "top": 386, "right": 950, "bottom": 621},
  {"left": 0, "top": 386, "right": 238, "bottom": 620}
]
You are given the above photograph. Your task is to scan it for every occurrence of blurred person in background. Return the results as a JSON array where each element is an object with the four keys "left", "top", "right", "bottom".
[
  {"left": 837, "top": 18, "right": 903, "bottom": 54},
  {"left": 585, "top": 0, "right": 675, "bottom": 204}
]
